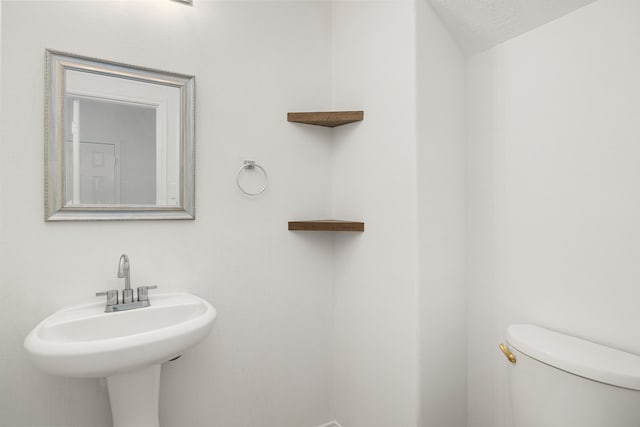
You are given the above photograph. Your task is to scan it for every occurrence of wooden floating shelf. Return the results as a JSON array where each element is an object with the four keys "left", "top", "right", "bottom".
[
  {"left": 287, "top": 111, "right": 364, "bottom": 128},
  {"left": 288, "top": 220, "right": 365, "bottom": 232}
]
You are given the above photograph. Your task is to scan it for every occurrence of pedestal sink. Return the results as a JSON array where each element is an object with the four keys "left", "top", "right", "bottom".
[{"left": 24, "top": 292, "right": 216, "bottom": 427}]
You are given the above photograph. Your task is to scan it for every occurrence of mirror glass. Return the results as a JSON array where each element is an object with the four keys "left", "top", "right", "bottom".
[{"left": 45, "top": 50, "right": 195, "bottom": 221}]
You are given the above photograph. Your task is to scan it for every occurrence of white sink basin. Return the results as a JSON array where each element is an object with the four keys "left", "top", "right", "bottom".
[{"left": 24, "top": 292, "right": 216, "bottom": 378}]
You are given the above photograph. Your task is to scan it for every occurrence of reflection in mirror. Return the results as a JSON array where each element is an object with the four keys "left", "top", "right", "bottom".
[
  {"left": 64, "top": 98, "right": 158, "bottom": 205},
  {"left": 45, "top": 50, "right": 194, "bottom": 221}
]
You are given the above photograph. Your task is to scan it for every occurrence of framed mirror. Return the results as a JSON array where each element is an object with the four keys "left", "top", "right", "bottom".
[{"left": 45, "top": 50, "right": 195, "bottom": 221}]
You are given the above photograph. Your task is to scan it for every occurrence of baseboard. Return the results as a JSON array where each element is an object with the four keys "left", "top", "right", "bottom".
[{"left": 316, "top": 422, "right": 342, "bottom": 427}]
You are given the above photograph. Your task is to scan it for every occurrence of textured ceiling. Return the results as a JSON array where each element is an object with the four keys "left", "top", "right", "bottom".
[{"left": 428, "top": 0, "right": 599, "bottom": 55}]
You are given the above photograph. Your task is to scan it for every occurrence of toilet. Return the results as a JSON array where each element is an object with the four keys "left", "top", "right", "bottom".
[{"left": 502, "top": 324, "right": 640, "bottom": 427}]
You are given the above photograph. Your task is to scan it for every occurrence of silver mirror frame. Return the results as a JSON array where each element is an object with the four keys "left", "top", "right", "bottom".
[{"left": 45, "top": 49, "right": 195, "bottom": 221}]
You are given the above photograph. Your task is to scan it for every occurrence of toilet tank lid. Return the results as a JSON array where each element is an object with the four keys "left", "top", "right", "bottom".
[{"left": 507, "top": 324, "right": 640, "bottom": 391}]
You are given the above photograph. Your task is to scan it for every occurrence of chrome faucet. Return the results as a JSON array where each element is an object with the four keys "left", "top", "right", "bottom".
[
  {"left": 96, "top": 254, "right": 157, "bottom": 313},
  {"left": 117, "top": 254, "right": 133, "bottom": 303}
]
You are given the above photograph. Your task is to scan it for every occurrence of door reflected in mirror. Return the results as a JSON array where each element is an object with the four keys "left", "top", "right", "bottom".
[
  {"left": 45, "top": 50, "right": 194, "bottom": 221},
  {"left": 64, "top": 98, "right": 159, "bottom": 205}
]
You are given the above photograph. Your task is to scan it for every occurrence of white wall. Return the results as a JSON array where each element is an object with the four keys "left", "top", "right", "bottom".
[
  {"left": 0, "top": 1, "right": 336, "bottom": 426},
  {"left": 0, "top": 2, "right": 4, "bottom": 331},
  {"left": 466, "top": 0, "right": 640, "bottom": 425},
  {"left": 415, "top": 0, "right": 466, "bottom": 426},
  {"left": 330, "top": 1, "right": 420, "bottom": 426}
]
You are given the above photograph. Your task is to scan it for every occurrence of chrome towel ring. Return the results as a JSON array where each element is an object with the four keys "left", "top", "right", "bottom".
[{"left": 236, "top": 160, "right": 268, "bottom": 196}]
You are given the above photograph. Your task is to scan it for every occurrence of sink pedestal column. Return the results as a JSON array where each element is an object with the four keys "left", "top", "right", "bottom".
[{"left": 107, "top": 364, "right": 161, "bottom": 427}]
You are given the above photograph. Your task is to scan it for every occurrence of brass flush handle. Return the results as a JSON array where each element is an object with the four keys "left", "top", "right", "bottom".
[{"left": 499, "top": 343, "right": 516, "bottom": 364}]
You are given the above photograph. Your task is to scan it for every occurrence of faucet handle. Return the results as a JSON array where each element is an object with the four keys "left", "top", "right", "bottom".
[
  {"left": 96, "top": 289, "right": 119, "bottom": 306},
  {"left": 137, "top": 285, "right": 158, "bottom": 302}
]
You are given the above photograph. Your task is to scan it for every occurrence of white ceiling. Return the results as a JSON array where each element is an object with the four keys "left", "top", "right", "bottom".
[{"left": 428, "top": 0, "right": 599, "bottom": 55}]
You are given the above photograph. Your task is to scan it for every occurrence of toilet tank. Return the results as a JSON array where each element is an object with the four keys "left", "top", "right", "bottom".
[{"left": 505, "top": 324, "right": 640, "bottom": 427}]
